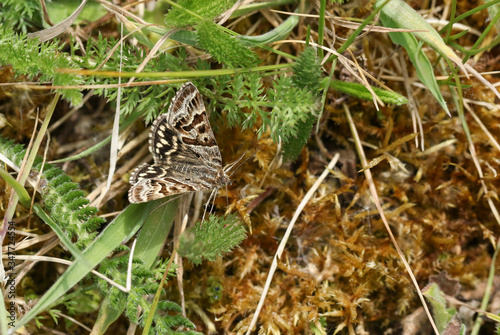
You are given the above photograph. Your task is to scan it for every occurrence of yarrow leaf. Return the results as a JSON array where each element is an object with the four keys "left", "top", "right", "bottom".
[
  {"left": 178, "top": 214, "right": 246, "bottom": 265},
  {"left": 165, "top": 0, "right": 236, "bottom": 27},
  {"left": 196, "top": 20, "right": 259, "bottom": 68}
]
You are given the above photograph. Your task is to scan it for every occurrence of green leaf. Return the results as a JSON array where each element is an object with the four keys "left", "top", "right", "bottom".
[
  {"left": 165, "top": 0, "right": 236, "bottom": 28},
  {"left": 269, "top": 76, "right": 320, "bottom": 143},
  {"left": 292, "top": 47, "right": 322, "bottom": 92},
  {"left": 0, "top": 29, "right": 83, "bottom": 105},
  {"left": 14, "top": 200, "right": 163, "bottom": 332},
  {"left": 281, "top": 114, "right": 316, "bottom": 162},
  {"left": 0, "top": 167, "right": 31, "bottom": 207},
  {"left": 91, "top": 198, "right": 178, "bottom": 334},
  {"left": 196, "top": 20, "right": 259, "bottom": 68},
  {"left": 486, "top": 0, "right": 500, "bottom": 33},
  {"left": 379, "top": 9, "right": 451, "bottom": 115},
  {"left": 328, "top": 80, "right": 409, "bottom": 105},
  {"left": 0, "top": 0, "right": 41, "bottom": 33},
  {"left": 374, "top": 0, "right": 466, "bottom": 73},
  {"left": 0, "top": 135, "right": 105, "bottom": 249},
  {"left": 178, "top": 214, "right": 246, "bottom": 265},
  {"left": 281, "top": 47, "right": 323, "bottom": 161},
  {"left": 238, "top": 13, "right": 299, "bottom": 46},
  {"left": 422, "top": 283, "right": 459, "bottom": 333},
  {"left": 134, "top": 199, "right": 178, "bottom": 267},
  {"left": 45, "top": 0, "right": 106, "bottom": 26}
]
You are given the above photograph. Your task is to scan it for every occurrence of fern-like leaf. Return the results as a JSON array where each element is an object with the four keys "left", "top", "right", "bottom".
[
  {"left": 178, "top": 214, "right": 246, "bottom": 265},
  {"left": 196, "top": 20, "right": 259, "bottom": 68},
  {"left": 165, "top": 0, "right": 235, "bottom": 27},
  {"left": 292, "top": 47, "right": 322, "bottom": 92},
  {"left": 73, "top": 35, "right": 190, "bottom": 123},
  {"left": 219, "top": 73, "right": 267, "bottom": 132},
  {"left": 0, "top": 0, "right": 41, "bottom": 33},
  {"left": 0, "top": 136, "right": 105, "bottom": 248},
  {"left": 269, "top": 76, "right": 320, "bottom": 142},
  {"left": 281, "top": 47, "right": 323, "bottom": 161},
  {"left": 99, "top": 256, "right": 199, "bottom": 334},
  {"left": 0, "top": 29, "right": 83, "bottom": 105}
]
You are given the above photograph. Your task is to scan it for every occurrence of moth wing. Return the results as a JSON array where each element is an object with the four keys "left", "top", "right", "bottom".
[
  {"left": 129, "top": 163, "right": 166, "bottom": 185},
  {"left": 166, "top": 82, "right": 222, "bottom": 166},
  {"left": 129, "top": 82, "right": 228, "bottom": 204},
  {"left": 128, "top": 177, "right": 212, "bottom": 203}
]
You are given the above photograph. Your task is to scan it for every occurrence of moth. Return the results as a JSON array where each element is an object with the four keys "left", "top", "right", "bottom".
[{"left": 128, "top": 82, "right": 231, "bottom": 203}]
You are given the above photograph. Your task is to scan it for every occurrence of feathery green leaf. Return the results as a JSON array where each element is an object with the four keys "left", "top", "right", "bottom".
[
  {"left": 197, "top": 20, "right": 259, "bottom": 68},
  {"left": 0, "top": 29, "right": 83, "bottom": 105},
  {"left": 165, "top": 0, "right": 236, "bottom": 27},
  {"left": 178, "top": 214, "right": 246, "bottom": 265}
]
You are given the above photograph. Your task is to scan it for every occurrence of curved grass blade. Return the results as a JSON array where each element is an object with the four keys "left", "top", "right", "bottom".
[
  {"left": 90, "top": 198, "right": 178, "bottom": 334},
  {"left": 0, "top": 166, "right": 90, "bottom": 268},
  {"left": 50, "top": 113, "right": 140, "bottom": 163},
  {"left": 0, "top": 167, "right": 30, "bottom": 208},
  {"left": 27, "top": 0, "right": 88, "bottom": 42},
  {"left": 13, "top": 200, "right": 162, "bottom": 332},
  {"left": 379, "top": 11, "right": 451, "bottom": 116},
  {"left": 374, "top": 0, "right": 467, "bottom": 75},
  {"left": 238, "top": 13, "right": 299, "bottom": 46},
  {"left": 231, "top": 0, "right": 297, "bottom": 17},
  {"left": 327, "top": 80, "right": 409, "bottom": 105}
]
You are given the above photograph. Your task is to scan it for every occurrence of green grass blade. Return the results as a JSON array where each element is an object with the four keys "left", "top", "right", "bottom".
[
  {"left": 92, "top": 295, "right": 127, "bottom": 334},
  {"left": 327, "top": 80, "right": 409, "bottom": 105},
  {"left": 238, "top": 12, "right": 299, "bottom": 46},
  {"left": 134, "top": 198, "right": 178, "bottom": 266},
  {"left": 231, "top": 0, "right": 297, "bottom": 17},
  {"left": 439, "top": 0, "right": 500, "bottom": 35},
  {"left": 2, "top": 93, "right": 59, "bottom": 235},
  {"left": 374, "top": 0, "right": 466, "bottom": 74},
  {"left": 317, "top": 0, "right": 326, "bottom": 59},
  {"left": 0, "top": 167, "right": 31, "bottom": 208},
  {"left": 14, "top": 200, "right": 160, "bottom": 331},
  {"left": 32, "top": 204, "right": 90, "bottom": 267},
  {"left": 50, "top": 113, "right": 140, "bottom": 163},
  {"left": 0, "top": 167, "right": 90, "bottom": 267},
  {"left": 91, "top": 198, "right": 178, "bottom": 334},
  {"left": 486, "top": 0, "right": 500, "bottom": 33},
  {"left": 50, "top": 136, "right": 111, "bottom": 164},
  {"left": 379, "top": 12, "right": 451, "bottom": 116}
]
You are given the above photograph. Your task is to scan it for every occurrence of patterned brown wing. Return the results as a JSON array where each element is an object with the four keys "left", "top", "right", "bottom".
[
  {"left": 128, "top": 162, "right": 219, "bottom": 203},
  {"left": 129, "top": 163, "right": 168, "bottom": 185},
  {"left": 148, "top": 114, "right": 199, "bottom": 164},
  {"left": 148, "top": 83, "right": 223, "bottom": 169},
  {"left": 167, "top": 82, "right": 223, "bottom": 167},
  {"left": 128, "top": 178, "right": 197, "bottom": 203}
]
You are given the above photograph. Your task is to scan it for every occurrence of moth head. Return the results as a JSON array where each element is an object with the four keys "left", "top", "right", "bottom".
[{"left": 216, "top": 170, "right": 232, "bottom": 186}]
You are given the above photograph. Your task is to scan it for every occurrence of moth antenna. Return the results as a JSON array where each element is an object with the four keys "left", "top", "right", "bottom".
[
  {"left": 223, "top": 152, "right": 246, "bottom": 173},
  {"left": 224, "top": 151, "right": 256, "bottom": 178}
]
